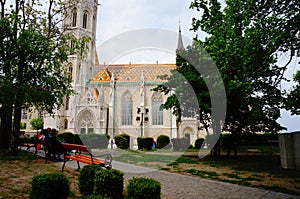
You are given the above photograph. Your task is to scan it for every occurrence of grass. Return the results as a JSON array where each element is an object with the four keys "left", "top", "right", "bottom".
[{"left": 113, "top": 145, "right": 300, "bottom": 196}]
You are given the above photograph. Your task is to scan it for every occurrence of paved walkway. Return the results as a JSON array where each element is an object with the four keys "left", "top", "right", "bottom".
[{"left": 57, "top": 159, "right": 300, "bottom": 199}]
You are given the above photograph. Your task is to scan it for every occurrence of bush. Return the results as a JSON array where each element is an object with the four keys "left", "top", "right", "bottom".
[
  {"left": 94, "top": 168, "right": 124, "bottom": 199},
  {"left": 79, "top": 165, "right": 103, "bottom": 196},
  {"left": 74, "top": 134, "right": 83, "bottom": 144},
  {"left": 172, "top": 138, "right": 190, "bottom": 151},
  {"left": 80, "top": 133, "right": 110, "bottom": 149},
  {"left": 115, "top": 134, "right": 130, "bottom": 149},
  {"left": 19, "top": 136, "right": 35, "bottom": 146},
  {"left": 57, "top": 132, "right": 74, "bottom": 143},
  {"left": 194, "top": 138, "right": 205, "bottom": 149},
  {"left": 125, "top": 177, "right": 161, "bottom": 199},
  {"left": 79, "top": 196, "right": 112, "bottom": 199},
  {"left": 30, "top": 173, "right": 69, "bottom": 199},
  {"left": 137, "top": 137, "right": 154, "bottom": 150},
  {"left": 156, "top": 135, "right": 170, "bottom": 149}
]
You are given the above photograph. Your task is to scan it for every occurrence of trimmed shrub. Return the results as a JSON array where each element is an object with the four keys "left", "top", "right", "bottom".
[
  {"left": 30, "top": 173, "right": 70, "bottom": 199},
  {"left": 137, "top": 137, "right": 154, "bottom": 150},
  {"left": 125, "top": 177, "right": 161, "bottom": 199},
  {"left": 194, "top": 138, "right": 205, "bottom": 149},
  {"left": 156, "top": 135, "right": 170, "bottom": 149},
  {"left": 57, "top": 132, "right": 74, "bottom": 143},
  {"left": 172, "top": 137, "right": 190, "bottom": 151},
  {"left": 74, "top": 134, "right": 83, "bottom": 144},
  {"left": 79, "top": 196, "right": 112, "bottom": 199},
  {"left": 115, "top": 134, "right": 130, "bottom": 149},
  {"left": 79, "top": 164, "right": 103, "bottom": 196},
  {"left": 19, "top": 136, "right": 35, "bottom": 146},
  {"left": 94, "top": 168, "right": 124, "bottom": 199},
  {"left": 137, "top": 137, "right": 144, "bottom": 150}
]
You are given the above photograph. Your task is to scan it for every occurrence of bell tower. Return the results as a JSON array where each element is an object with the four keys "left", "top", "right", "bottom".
[
  {"left": 63, "top": 0, "right": 98, "bottom": 88},
  {"left": 53, "top": 0, "right": 99, "bottom": 133}
]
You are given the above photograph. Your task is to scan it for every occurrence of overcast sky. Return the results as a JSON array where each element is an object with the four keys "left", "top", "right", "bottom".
[
  {"left": 95, "top": 0, "right": 199, "bottom": 64},
  {"left": 94, "top": 0, "right": 300, "bottom": 132}
]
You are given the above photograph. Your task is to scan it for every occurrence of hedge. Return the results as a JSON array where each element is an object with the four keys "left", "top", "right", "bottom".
[
  {"left": 94, "top": 168, "right": 124, "bottom": 199},
  {"left": 137, "top": 137, "right": 154, "bottom": 150},
  {"left": 125, "top": 177, "right": 161, "bottom": 199},
  {"left": 30, "top": 173, "right": 70, "bottom": 199},
  {"left": 115, "top": 134, "right": 130, "bottom": 149},
  {"left": 156, "top": 135, "right": 170, "bottom": 149}
]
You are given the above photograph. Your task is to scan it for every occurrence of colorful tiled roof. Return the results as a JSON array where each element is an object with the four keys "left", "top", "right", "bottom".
[{"left": 91, "top": 63, "right": 176, "bottom": 83}]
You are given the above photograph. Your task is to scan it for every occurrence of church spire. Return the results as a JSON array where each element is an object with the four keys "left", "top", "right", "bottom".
[{"left": 176, "top": 18, "right": 185, "bottom": 53}]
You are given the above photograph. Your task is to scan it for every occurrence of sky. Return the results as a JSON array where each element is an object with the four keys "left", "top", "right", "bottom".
[
  {"left": 94, "top": 0, "right": 300, "bottom": 132},
  {"left": 95, "top": 0, "right": 198, "bottom": 64}
]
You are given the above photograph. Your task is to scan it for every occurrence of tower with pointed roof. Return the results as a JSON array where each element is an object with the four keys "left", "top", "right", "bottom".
[
  {"left": 44, "top": 0, "right": 100, "bottom": 132},
  {"left": 176, "top": 20, "right": 185, "bottom": 53}
]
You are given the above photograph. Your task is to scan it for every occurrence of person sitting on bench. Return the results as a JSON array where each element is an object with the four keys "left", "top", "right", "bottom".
[{"left": 44, "top": 128, "right": 67, "bottom": 161}]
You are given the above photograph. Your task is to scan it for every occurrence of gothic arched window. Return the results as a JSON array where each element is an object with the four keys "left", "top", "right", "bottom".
[
  {"left": 152, "top": 93, "right": 163, "bottom": 125},
  {"left": 122, "top": 91, "right": 133, "bottom": 125},
  {"left": 64, "top": 119, "right": 68, "bottom": 129},
  {"left": 82, "top": 11, "right": 88, "bottom": 29},
  {"left": 68, "top": 64, "right": 73, "bottom": 79},
  {"left": 71, "top": 8, "right": 77, "bottom": 27},
  {"left": 65, "top": 96, "right": 69, "bottom": 110}
]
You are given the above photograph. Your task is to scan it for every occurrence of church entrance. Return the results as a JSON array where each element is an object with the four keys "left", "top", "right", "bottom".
[{"left": 78, "top": 110, "right": 94, "bottom": 134}]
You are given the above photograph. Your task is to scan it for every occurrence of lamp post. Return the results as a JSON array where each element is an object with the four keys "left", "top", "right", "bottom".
[{"left": 136, "top": 107, "right": 149, "bottom": 137}]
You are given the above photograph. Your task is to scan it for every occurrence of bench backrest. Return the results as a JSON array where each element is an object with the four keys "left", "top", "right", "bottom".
[{"left": 62, "top": 143, "right": 90, "bottom": 153}]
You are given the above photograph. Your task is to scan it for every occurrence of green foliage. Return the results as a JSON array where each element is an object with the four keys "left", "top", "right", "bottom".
[
  {"left": 18, "top": 136, "right": 35, "bottom": 146},
  {"left": 137, "top": 137, "right": 154, "bottom": 150},
  {"left": 79, "top": 165, "right": 103, "bottom": 196},
  {"left": 79, "top": 196, "right": 112, "bottom": 199},
  {"left": 194, "top": 138, "right": 205, "bottom": 149},
  {"left": 125, "top": 177, "right": 161, "bottom": 199},
  {"left": 30, "top": 173, "right": 70, "bottom": 199},
  {"left": 115, "top": 134, "right": 130, "bottom": 149},
  {"left": 30, "top": 118, "right": 44, "bottom": 130},
  {"left": 172, "top": 138, "right": 189, "bottom": 151},
  {"left": 20, "top": 122, "right": 26, "bottom": 130},
  {"left": 94, "top": 168, "right": 124, "bottom": 199},
  {"left": 0, "top": 1, "right": 82, "bottom": 153},
  {"left": 80, "top": 133, "right": 110, "bottom": 149},
  {"left": 156, "top": 135, "right": 171, "bottom": 149},
  {"left": 285, "top": 70, "right": 300, "bottom": 115},
  {"left": 57, "top": 132, "right": 75, "bottom": 143},
  {"left": 188, "top": 0, "right": 299, "bottom": 135}
]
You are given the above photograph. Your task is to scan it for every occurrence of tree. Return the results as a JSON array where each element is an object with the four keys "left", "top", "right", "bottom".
[
  {"left": 0, "top": 0, "right": 86, "bottom": 155},
  {"left": 156, "top": 0, "right": 299, "bottom": 156},
  {"left": 285, "top": 70, "right": 300, "bottom": 115},
  {"left": 188, "top": 0, "right": 299, "bottom": 156},
  {"left": 30, "top": 118, "right": 44, "bottom": 131}
]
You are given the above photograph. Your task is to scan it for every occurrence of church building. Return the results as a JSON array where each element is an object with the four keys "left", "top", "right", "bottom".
[{"left": 35, "top": 0, "right": 203, "bottom": 146}]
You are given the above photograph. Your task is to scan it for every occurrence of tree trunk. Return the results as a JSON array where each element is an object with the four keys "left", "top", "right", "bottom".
[
  {"left": 0, "top": 104, "right": 13, "bottom": 149},
  {"left": 8, "top": 103, "right": 22, "bottom": 156}
]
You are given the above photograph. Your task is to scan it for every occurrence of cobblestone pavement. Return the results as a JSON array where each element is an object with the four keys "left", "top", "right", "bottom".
[{"left": 59, "top": 160, "right": 300, "bottom": 199}]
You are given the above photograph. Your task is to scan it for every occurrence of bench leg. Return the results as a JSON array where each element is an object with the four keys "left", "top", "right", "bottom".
[
  {"left": 76, "top": 161, "right": 81, "bottom": 170},
  {"left": 62, "top": 160, "right": 67, "bottom": 171}
]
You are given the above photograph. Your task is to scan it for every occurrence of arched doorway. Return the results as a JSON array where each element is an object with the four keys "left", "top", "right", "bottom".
[{"left": 78, "top": 110, "right": 94, "bottom": 134}]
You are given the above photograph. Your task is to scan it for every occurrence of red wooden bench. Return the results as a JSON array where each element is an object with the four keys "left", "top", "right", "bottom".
[
  {"left": 19, "top": 143, "right": 36, "bottom": 151},
  {"left": 61, "top": 143, "right": 112, "bottom": 171}
]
